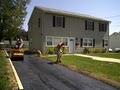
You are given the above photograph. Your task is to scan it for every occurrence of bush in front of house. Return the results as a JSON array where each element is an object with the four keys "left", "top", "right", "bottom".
[
  {"left": 47, "top": 47, "right": 55, "bottom": 54},
  {"left": 83, "top": 48, "right": 107, "bottom": 54},
  {"left": 83, "top": 48, "right": 90, "bottom": 54},
  {"left": 46, "top": 47, "right": 68, "bottom": 54}
]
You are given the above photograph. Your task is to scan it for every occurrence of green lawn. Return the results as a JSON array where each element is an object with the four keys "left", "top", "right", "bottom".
[
  {"left": 0, "top": 50, "right": 11, "bottom": 90},
  {"left": 44, "top": 55, "right": 120, "bottom": 83},
  {"left": 88, "top": 53, "right": 120, "bottom": 59}
]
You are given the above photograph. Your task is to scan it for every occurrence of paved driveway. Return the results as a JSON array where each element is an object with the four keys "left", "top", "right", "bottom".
[{"left": 12, "top": 55, "right": 118, "bottom": 90}]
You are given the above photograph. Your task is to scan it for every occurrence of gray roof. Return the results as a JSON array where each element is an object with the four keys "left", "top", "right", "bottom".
[
  {"left": 35, "top": 6, "right": 110, "bottom": 22},
  {"left": 110, "top": 32, "right": 120, "bottom": 36}
]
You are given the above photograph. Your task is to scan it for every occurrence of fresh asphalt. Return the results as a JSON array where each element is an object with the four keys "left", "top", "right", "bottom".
[{"left": 12, "top": 55, "right": 118, "bottom": 90}]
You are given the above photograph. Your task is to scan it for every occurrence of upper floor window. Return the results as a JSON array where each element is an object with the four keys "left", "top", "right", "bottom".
[
  {"left": 85, "top": 21, "right": 94, "bottom": 31},
  {"left": 53, "top": 16, "right": 65, "bottom": 28},
  {"left": 29, "top": 23, "right": 31, "bottom": 31},
  {"left": 99, "top": 23, "right": 107, "bottom": 32},
  {"left": 38, "top": 18, "right": 40, "bottom": 28}
]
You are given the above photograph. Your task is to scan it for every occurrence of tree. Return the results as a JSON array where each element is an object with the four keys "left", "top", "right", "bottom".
[
  {"left": 0, "top": 0, "right": 31, "bottom": 43},
  {"left": 19, "top": 29, "right": 28, "bottom": 40}
]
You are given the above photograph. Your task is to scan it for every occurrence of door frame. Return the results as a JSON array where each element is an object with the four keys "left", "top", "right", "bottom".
[{"left": 69, "top": 38, "right": 75, "bottom": 53}]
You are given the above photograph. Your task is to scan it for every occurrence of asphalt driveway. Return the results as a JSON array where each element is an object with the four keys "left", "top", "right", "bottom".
[{"left": 12, "top": 55, "right": 118, "bottom": 90}]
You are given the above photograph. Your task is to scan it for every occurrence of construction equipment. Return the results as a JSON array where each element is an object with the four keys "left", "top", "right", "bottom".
[{"left": 10, "top": 48, "right": 24, "bottom": 60}]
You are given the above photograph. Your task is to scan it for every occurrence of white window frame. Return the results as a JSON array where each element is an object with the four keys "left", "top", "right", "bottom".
[
  {"left": 104, "top": 40, "right": 108, "bottom": 47},
  {"left": 83, "top": 38, "right": 93, "bottom": 47},
  {"left": 46, "top": 36, "right": 68, "bottom": 47},
  {"left": 46, "top": 37, "right": 52, "bottom": 45}
]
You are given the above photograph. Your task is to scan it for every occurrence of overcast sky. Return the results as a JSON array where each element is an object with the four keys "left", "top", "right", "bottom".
[{"left": 23, "top": 0, "right": 120, "bottom": 35}]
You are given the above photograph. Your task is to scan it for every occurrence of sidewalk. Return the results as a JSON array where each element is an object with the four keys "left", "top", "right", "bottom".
[{"left": 74, "top": 54, "right": 120, "bottom": 63}]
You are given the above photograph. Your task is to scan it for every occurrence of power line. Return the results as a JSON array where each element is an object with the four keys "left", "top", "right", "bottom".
[{"left": 104, "top": 15, "right": 120, "bottom": 18}]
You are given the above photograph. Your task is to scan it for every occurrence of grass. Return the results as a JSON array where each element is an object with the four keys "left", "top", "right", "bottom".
[
  {"left": 44, "top": 55, "right": 120, "bottom": 83},
  {"left": 0, "top": 50, "right": 11, "bottom": 90},
  {"left": 88, "top": 53, "right": 120, "bottom": 59}
]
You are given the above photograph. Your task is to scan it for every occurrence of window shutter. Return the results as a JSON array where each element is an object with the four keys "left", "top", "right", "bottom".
[
  {"left": 81, "top": 38, "right": 83, "bottom": 47},
  {"left": 102, "top": 39, "right": 104, "bottom": 47},
  {"left": 105, "top": 24, "right": 107, "bottom": 32},
  {"left": 38, "top": 18, "right": 40, "bottom": 28},
  {"left": 93, "top": 39, "right": 95, "bottom": 47},
  {"left": 53, "top": 16, "right": 55, "bottom": 27},
  {"left": 99, "top": 23, "right": 101, "bottom": 31},
  {"left": 92, "top": 22, "right": 94, "bottom": 31},
  {"left": 63, "top": 17, "right": 65, "bottom": 28},
  {"left": 85, "top": 21, "right": 87, "bottom": 30}
]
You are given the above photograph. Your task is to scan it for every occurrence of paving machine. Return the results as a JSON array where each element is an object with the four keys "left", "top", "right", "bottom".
[{"left": 10, "top": 48, "right": 24, "bottom": 60}]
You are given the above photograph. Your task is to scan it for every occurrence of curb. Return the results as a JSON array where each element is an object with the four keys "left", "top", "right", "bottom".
[{"left": 4, "top": 49, "right": 24, "bottom": 90}]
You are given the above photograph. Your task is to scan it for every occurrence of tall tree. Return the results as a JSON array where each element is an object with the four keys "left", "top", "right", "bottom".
[{"left": 0, "top": 0, "right": 30, "bottom": 43}]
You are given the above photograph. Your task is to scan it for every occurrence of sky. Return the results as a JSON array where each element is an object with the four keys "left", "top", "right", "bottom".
[{"left": 23, "top": 0, "right": 120, "bottom": 35}]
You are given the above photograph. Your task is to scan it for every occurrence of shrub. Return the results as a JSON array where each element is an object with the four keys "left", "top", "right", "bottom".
[
  {"left": 83, "top": 48, "right": 90, "bottom": 54},
  {"left": 93, "top": 48, "right": 100, "bottom": 53},
  {"left": 101, "top": 48, "right": 107, "bottom": 53},
  {"left": 47, "top": 47, "right": 55, "bottom": 54},
  {"left": 46, "top": 47, "right": 68, "bottom": 54},
  {"left": 83, "top": 48, "right": 107, "bottom": 54}
]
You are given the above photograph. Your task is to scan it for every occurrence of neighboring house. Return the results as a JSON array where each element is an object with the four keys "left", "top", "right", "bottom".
[
  {"left": 109, "top": 32, "right": 120, "bottom": 51},
  {"left": 28, "top": 6, "right": 110, "bottom": 54}
]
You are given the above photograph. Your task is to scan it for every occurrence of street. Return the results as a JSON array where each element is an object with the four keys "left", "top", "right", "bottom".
[{"left": 12, "top": 55, "right": 118, "bottom": 90}]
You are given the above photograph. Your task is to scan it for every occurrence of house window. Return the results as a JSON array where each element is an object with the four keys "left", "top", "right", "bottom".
[
  {"left": 56, "top": 17, "right": 63, "bottom": 27},
  {"left": 83, "top": 38, "right": 93, "bottom": 47},
  {"left": 30, "top": 38, "right": 32, "bottom": 44},
  {"left": 99, "top": 23, "right": 107, "bottom": 32},
  {"left": 54, "top": 37, "right": 61, "bottom": 45},
  {"left": 63, "top": 38, "right": 68, "bottom": 46},
  {"left": 85, "top": 21, "right": 94, "bottom": 30},
  {"left": 46, "top": 36, "right": 68, "bottom": 46},
  {"left": 47, "top": 37, "right": 52, "bottom": 45},
  {"left": 29, "top": 23, "right": 31, "bottom": 31},
  {"left": 53, "top": 16, "right": 65, "bottom": 28},
  {"left": 38, "top": 18, "right": 40, "bottom": 28},
  {"left": 103, "top": 40, "right": 108, "bottom": 47}
]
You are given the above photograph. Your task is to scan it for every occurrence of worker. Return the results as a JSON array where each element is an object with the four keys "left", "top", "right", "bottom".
[
  {"left": 15, "top": 38, "right": 23, "bottom": 49},
  {"left": 19, "top": 38, "right": 23, "bottom": 48},
  {"left": 56, "top": 42, "right": 65, "bottom": 63},
  {"left": 15, "top": 39, "right": 20, "bottom": 49}
]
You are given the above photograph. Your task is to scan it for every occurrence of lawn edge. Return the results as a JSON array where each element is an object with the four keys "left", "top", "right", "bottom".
[
  {"left": 62, "top": 64, "right": 120, "bottom": 89},
  {"left": 4, "top": 49, "right": 24, "bottom": 90},
  {"left": 43, "top": 56, "right": 120, "bottom": 89}
]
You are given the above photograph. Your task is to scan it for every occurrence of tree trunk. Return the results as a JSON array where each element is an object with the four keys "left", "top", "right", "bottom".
[
  {"left": 8, "top": 38, "right": 12, "bottom": 44},
  {"left": 0, "top": 29, "right": 3, "bottom": 42}
]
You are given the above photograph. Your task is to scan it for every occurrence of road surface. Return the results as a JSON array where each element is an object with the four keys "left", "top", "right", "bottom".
[{"left": 12, "top": 55, "right": 118, "bottom": 90}]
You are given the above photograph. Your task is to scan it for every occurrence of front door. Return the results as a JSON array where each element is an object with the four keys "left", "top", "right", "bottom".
[{"left": 69, "top": 38, "right": 75, "bottom": 53}]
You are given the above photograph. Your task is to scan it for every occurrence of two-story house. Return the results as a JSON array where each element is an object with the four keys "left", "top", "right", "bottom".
[{"left": 28, "top": 6, "right": 110, "bottom": 54}]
